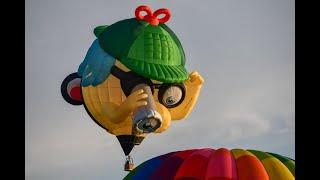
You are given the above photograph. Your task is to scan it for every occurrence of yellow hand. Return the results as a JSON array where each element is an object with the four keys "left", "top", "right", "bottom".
[
  {"left": 185, "top": 71, "right": 204, "bottom": 87},
  {"left": 120, "top": 89, "right": 148, "bottom": 113},
  {"left": 101, "top": 89, "right": 148, "bottom": 124}
]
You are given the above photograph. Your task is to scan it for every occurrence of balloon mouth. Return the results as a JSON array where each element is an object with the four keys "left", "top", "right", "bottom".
[{"left": 133, "top": 108, "right": 162, "bottom": 133}]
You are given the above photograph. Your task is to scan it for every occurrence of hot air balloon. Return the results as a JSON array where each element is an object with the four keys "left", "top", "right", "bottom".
[
  {"left": 124, "top": 148, "right": 295, "bottom": 180},
  {"left": 61, "top": 5, "right": 204, "bottom": 170}
]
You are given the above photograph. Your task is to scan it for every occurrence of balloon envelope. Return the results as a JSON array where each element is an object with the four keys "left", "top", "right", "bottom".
[{"left": 124, "top": 148, "right": 295, "bottom": 180}]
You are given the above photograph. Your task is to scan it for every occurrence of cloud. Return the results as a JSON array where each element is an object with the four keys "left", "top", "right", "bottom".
[{"left": 26, "top": 0, "right": 294, "bottom": 179}]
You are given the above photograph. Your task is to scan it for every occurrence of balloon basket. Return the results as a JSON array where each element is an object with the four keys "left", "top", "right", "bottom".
[{"left": 124, "top": 156, "right": 135, "bottom": 171}]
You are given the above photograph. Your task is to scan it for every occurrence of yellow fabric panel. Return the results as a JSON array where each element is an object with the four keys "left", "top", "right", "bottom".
[
  {"left": 97, "top": 87, "right": 110, "bottom": 103},
  {"left": 82, "top": 85, "right": 104, "bottom": 127},
  {"left": 110, "top": 116, "right": 133, "bottom": 135},
  {"left": 82, "top": 74, "right": 174, "bottom": 136},
  {"left": 106, "top": 75, "right": 123, "bottom": 104},
  {"left": 231, "top": 149, "right": 255, "bottom": 159},
  {"left": 82, "top": 75, "right": 133, "bottom": 135},
  {"left": 107, "top": 73, "right": 122, "bottom": 88},
  {"left": 86, "top": 86, "right": 99, "bottom": 114},
  {"left": 108, "top": 87, "right": 123, "bottom": 104},
  {"left": 261, "top": 157, "right": 295, "bottom": 180},
  {"left": 154, "top": 103, "right": 171, "bottom": 133},
  {"left": 121, "top": 90, "right": 126, "bottom": 102},
  {"left": 82, "top": 60, "right": 205, "bottom": 136},
  {"left": 91, "top": 85, "right": 104, "bottom": 113},
  {"left": 82, "top": 86, "right": 96, "bottom": 115}
]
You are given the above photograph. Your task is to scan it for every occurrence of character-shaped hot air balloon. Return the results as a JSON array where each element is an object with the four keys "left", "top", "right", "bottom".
[
  {"left": 61, "top": 5, "right": 204, "bottom": 170},
  {"left": 124, "top": 148, "right": 295, "bottom": 180}
]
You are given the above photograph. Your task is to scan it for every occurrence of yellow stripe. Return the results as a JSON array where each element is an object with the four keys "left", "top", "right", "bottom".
[
  {"left": 261, "top": 157, "right": 294, "bottom": 180},
  {"left": 231, "top": 149, "right": 255, "bottom": 159}
]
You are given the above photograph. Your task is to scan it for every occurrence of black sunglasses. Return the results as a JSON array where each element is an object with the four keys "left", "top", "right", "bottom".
[{"left": 110, "top": 66, "right": 186, "bottom": 108}]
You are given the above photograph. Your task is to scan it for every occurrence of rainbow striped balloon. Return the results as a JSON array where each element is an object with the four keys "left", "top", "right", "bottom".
[{"left": 124, "top": 148, "right": 295, "bottom": 180}]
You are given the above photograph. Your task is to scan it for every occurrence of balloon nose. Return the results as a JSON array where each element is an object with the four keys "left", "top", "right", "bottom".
[
  {"left": 131, "top": 83, "right": 162, "bottom": 134},
  {"left": 133, "top": 108, "right": 162, "bottom": 133}
]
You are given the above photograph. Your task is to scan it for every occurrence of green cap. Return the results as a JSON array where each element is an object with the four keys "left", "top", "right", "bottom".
[{"left": 94, "top": 18, "right": 188, "bottom": 83}]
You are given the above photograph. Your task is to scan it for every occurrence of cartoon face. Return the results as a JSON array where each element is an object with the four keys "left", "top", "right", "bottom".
[
  {"left": 61, "top": 5, "right": 204, "bottom": 144},
  {"left": 61, "top": 60, "right": 203, "bottom": 137}
]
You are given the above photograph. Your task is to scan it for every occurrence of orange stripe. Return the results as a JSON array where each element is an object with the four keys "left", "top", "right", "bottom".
[{"left": 235, "top": 155, "right": 269, "bottom": 180}]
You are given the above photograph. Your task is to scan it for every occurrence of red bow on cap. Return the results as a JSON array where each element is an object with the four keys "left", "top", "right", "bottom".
[{"left": 135, "top": 5, "right": 171, "bottom": 26}]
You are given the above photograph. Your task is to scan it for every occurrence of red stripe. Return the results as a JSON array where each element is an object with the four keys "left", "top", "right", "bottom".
[
  {"left": 174, "top": 148, "right": 214, "bottom": 180},
  {"left": 235, "top": 155, "right": 269, "bottom": 180},
  {"left": 205, "top": 148, "right": 237, "bottom": 180},
  {"left": 149, "top": 149, "right": 198, "bottom": 179}
]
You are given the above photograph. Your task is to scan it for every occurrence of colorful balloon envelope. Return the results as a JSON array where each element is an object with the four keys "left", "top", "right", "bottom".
[
  {"left": 61, "top": 5, "right": 204, "bottom": 157},
  {"left": 124, "top": 148, "right": 295, "bottom": 180}
]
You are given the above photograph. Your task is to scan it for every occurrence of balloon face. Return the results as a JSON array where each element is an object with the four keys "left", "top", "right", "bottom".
[
  {"left": 124, "top": 148, "right": 295, "bottom": 180},
  {"left": 80, "top": 60, "right": 203, "bottom": 136},
  {"left": 61, "top": 5, "right": 204, "bottom": 156},
  {"left": 61, "top": 59, "right": 203, "bottom": 152}
]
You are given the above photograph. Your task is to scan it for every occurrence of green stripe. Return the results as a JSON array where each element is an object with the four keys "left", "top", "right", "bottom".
[{"left": 247, "top": 149, "right": 272, "bottom": 160}]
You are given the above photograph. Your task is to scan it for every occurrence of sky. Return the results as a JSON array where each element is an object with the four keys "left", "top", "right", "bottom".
[{"left": 26, "top": 0, "right": 295, "bottom": 179}]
